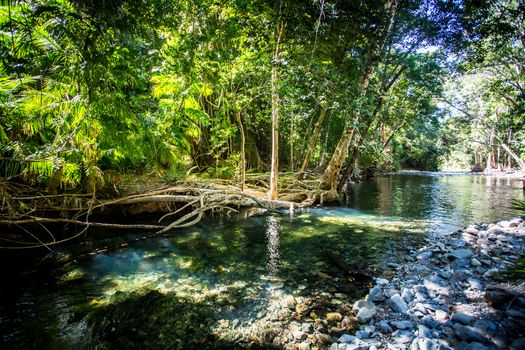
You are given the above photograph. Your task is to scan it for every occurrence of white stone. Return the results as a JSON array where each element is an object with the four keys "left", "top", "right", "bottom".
[{"left": 390, "top": 293, "right": 409, "bottom": 314}]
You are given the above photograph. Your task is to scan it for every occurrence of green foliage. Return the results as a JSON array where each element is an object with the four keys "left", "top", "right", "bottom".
[
  {"left": 0, "top": 0, "right": 185, "bottom": 190},
  {"left": 0, "top": 0, "right": 522, "bottom": 192}
]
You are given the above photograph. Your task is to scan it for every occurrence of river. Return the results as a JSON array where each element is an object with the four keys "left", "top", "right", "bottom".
[{"left": 0, "top": 173, "right": 523, "bottom": 349}]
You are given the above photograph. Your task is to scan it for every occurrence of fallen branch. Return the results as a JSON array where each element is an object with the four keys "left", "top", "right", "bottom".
[{"left": 0, "top": 217, "right": 164, "bottom": 230}]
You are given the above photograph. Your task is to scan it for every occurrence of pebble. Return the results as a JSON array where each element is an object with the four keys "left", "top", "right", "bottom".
[
  {"left": 326, "top": 312, "right": 343, "bottom": 322},
  {"left": 390, "top": 294, "right": 409, "bottom": 314},
  {"left": 411, "top": 337, "right": 452, "bottom": 350},
  {"left": 292, "top": 330, "right": 307, "bottom": 341},
  {"left": 468, "top": 278, "right": 483, "bottom": 290},
  {"left": 327, "top": 218, "right": 525, "bottom": 350},
  {"left": 464, "top": 227, "right": 479, "bottom": 235},
  {"left": 376, "top": 278, "right": 389, "bottom": 285},
  {"left": 451, "top": 312, "right": 476, "bottom": 325},
  {"left": 338, "top": 334, "right": 356, "bottom": 343},
  {"left": 434, "top": 309, "right": 448, "bottom": 323},
  {"left": 413, "top": 303, "right": 427, "bottom": 314},
  {"left": 357, "top": 305, "right": 376, "bottom": 323},
  {"left": 417, "top": 251, "right": 433, "bottom": 261},
  {"left": 402, "top": 288, "right": 414, "bottom": 303},
  {"left": 391, "top": 320, "right": 414, "bottom": 330},
  {"left": 368, "top": 286, "right": 385, "bottom": 302},
  {"left": 355, "top": 330, "right": 370, "bottom": 339},
  {"left": 450, "top": 249, "right": 473, "bottom": 259},
  {"left": 417, "top": 324, "right": 432, "bottom": 338},
  {"left": 378, "top": 320, "right": 393, "bottom": 333},
  {"left": 470, "top": 258, "right": 482, "bottom": 267},
  {"left": 393, "top": 330, "right": 414, "bottom": 344}
]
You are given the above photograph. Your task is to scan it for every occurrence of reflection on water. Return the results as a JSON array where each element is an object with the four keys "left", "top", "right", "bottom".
[
  {"left": 1, "top": 173, "right": 523, "bottom": 348},
  {"left": 346, "top": 173, "right": 524, "bottom": 234},
  {"left": 265, "top": 216, "right": 281, "bottom": 274}
]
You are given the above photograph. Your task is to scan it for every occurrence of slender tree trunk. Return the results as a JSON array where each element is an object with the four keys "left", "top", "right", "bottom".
[
  {"left": 290, "top": 114, "right": 294, "bottom": 172},
  {"left": 318, "top": 116, "right": 332, "bottom": 168},
  {"left": 320, "top": 0, "right": 397, "bottom": 191},
  {"left": 338, "top": 139, "right": 362, "bottom": 191},
  {"left": 269, "top": 21, "right": 284, "bottom": 200},
  {"left": 270, "top": 64, "right": 279, "bottom": 199},
  {"left": 246, "top": 132, "right": 263, "bottom": 170},
  {"left": 497, "top": 143, "right": 501, "bottom": 170},
  {"left": 383, "top": 121, "right": 406, "bottom": 149},
  {"left": 298, "top": 106, "right": 327, "bottom": 178},
  {"left": 501, "top": 142, "right": 525, "bottom": 169},
  {"left": 507, "top": 130, "right": 513, "bottom": 169},
  {"left": 487, "top": 124, "right": 495, "bottom": 170},
  {"left": 235, "top": 110, "right": 246, "bottom": 191}
]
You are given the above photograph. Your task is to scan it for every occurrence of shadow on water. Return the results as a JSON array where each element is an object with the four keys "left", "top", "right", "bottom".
[
  {"left": 1, "top": 173, "right": 523, "bottom": 349},
  {"left": 0, "top": 210, "right": 424, "bottom": 349}
]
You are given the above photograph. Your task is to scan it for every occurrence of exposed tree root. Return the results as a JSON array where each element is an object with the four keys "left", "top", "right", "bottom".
[{"left": 0, "top": 173, "right": 338, "bottom": 249}]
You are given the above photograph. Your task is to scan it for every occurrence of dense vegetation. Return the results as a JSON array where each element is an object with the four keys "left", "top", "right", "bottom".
[{"left": 0, "top": 0, "right": 524, "bottom": 195}]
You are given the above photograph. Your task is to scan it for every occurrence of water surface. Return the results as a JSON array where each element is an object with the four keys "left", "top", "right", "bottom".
[{"left": 1, "top": 173, "right": 523, "bottom": 348}]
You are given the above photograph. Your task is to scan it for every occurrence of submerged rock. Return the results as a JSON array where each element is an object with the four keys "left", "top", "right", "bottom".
[{"left": 326, "top": 312, "right": 343, "bottom": 322}]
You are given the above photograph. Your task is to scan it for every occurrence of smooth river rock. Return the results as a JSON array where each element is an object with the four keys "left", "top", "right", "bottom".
[
  {"left": 450, "top": 249, "right": 473, "bottom": 260},
  {"left": 356, "top": 305, "right": 376, "bottom": 323},
  {"left": 368, "top": 285, "right": 385, "bottom": 302},
  {"left": 451, "top": 312, "right": 477, "bottom": 325},
  {"left": 390, "top": 293, "right": 409, "bottom": 314}
]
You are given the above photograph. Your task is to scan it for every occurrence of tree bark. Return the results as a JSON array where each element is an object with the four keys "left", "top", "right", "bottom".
[
  {"left": 246, "top": 132, "right": 263, "bottom": 170},
  {"left": 235, "top": 110, "right": 246, "bottom": 190},
  {"left": 318, "top": 115, "right": 332, "bottom": 169},
  {"left": 269, "top": 20, "right": 284, "bottom": 200},
  {"left": 298, "top": 106, "right": 327, "bottom": 178},
  {"left": 320, "top": 0, "right": 397, "bottom": 191},
  {"left": 501, "top": 142, "right": 525, "bottom": 169},
  {"left": 290, "top": 114, "right": 295, "bottom": 171}
]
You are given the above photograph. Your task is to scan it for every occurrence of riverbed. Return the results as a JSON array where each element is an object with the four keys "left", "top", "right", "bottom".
[{"left": 0, "top": 173, "right": 523, "bottom": 349}]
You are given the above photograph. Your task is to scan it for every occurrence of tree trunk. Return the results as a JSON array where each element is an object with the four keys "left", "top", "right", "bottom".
[
  {"left": 290, "top": 114, "right": 294, "bottom": 172},
  {"left": 298, "top": 106, "right": 327, "bottom": 178},
  {"left": 269, "top": 21, "right": 284, "bottom": 200},
  {"left": 338, "top": 120, "right": 377, "bottom": 191},
  {"left": 501, "top": 142, "right": 525, "bottom": 170},
  {"left": 338, "top": 142, "right": 361, "bottom": 191},
  {"left": 487, "top": 125, "right": 495, "bottom": 170},
  {"left": 320, "top": 0, "right": 397, "bottom": 191},
  {"left": 235, "top": 110, "right": 246, "bottom": 191},
  {"left": 318, "top": 115, "right": 332, "bottom": 168},
  {"left": 246, "top": 132, "right": 263, "bottom": 170}
]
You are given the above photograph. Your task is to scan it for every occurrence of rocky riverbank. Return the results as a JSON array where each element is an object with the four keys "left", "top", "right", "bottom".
[{"left": 330, "top": 218, "right": 525, "bottom": 350}]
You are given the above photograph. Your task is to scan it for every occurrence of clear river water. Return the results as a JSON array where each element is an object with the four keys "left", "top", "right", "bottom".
[{"left": 0, "top": 173, "right": 524, "bottom": 349}]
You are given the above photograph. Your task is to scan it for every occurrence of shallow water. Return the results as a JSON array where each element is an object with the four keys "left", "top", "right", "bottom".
[
  {"left": 0, "top": 173, "right": 523, "bottom": 349},
  {"left": 346, "top": 173, "right": 524, "bottom": 235}
]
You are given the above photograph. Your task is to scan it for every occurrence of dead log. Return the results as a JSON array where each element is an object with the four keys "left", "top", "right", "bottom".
[{"left": 0, "top": 217, "right": 164, "bottom": 230}]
